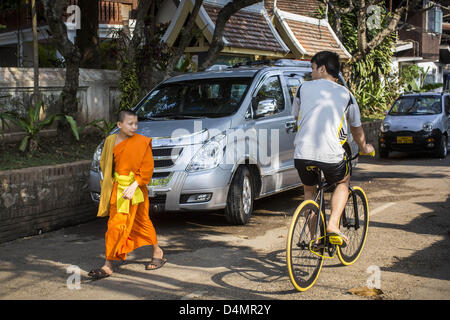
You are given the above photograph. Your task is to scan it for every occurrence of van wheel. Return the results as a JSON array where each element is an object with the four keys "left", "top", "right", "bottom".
[
  {"left": 225, "top": 166, "right": 253, "bottom": 225},
  {"left": 435, "top": 134, "right": 448, "bottom": 158}
]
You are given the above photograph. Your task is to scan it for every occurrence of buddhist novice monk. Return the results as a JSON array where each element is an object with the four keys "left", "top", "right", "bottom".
[{"left": 88, "top": 110, "right": 166, "bottom": 280}]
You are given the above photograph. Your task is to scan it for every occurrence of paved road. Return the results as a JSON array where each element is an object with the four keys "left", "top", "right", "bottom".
[{"left": 0, "top": 151, "right": 449, "bottom": 301}]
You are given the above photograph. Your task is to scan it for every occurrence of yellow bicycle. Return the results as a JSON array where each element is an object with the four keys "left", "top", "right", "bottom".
[{"left": 286, "top": 151, "right": 374, "bottom": 292}]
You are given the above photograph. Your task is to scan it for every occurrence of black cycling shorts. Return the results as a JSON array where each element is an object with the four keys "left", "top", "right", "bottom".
[{"left": 294, "top": 158, "right": 349, "bottom": 186}]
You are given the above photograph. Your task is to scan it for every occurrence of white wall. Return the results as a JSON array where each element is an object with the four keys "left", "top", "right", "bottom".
[{"left": 0, "top": 67, "right": 120, "bottom": 132}]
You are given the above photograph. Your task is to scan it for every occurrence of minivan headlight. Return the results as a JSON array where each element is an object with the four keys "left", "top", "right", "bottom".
[
  {"left": 186, "top": 134, "right": 226, "bottom": 172},
  {"left": 90, "top": 141, "right": 104, "bottom": 172},
  {"left": 423, "top": 122, "right": 433, "bottom": 132},
  {"left": 380, "top": 122, "right": 391, "bottom": 133}
]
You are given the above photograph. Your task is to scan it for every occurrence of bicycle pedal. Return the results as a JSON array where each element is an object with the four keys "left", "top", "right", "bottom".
[
  {"left": 328, "top": 235, "right": 343, "bottom": 246},
  {"left": 309, "top": 237, "right": 334, "bottom": 259}
]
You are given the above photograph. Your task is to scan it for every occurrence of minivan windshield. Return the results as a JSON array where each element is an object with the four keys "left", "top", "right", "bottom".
[
  {"left": 389, "top": 96, "right": 442, "bottom": 116},
  {"left": 136, "top": 77, "right": 252, "bottom": 119}
]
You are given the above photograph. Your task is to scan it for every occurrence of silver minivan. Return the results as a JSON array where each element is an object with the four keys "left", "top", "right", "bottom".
[{"left": 89, "top": 60, "right": 358, "bottom": 225}]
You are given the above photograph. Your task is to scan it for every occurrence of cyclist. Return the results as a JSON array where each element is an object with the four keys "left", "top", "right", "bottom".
[{"left": 292, "top": 51, "right": 374, "bottom": 246}]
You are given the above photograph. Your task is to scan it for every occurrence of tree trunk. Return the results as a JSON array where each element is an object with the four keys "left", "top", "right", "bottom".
[
  {"left": 199, "top": 0, "right": 261, "bottom": 71},
  {"left": 31, "top": 0, "right": 39, "bottom": 104},
  {"left": 41, "top": 0, "right": 81, "bottom": 140},
  {"left": 356, "top": 0, "right": 368, "bottom": 59},
  {"left": 127, "top": 0, "right": 153, "bottom": 97},
  {"left": 76, "top": 0, "right": 100, "bottom": 69}
]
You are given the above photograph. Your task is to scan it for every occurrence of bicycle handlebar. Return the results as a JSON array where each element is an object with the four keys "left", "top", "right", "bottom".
[
  {"left": 350, "top": 150, "right": 376, "bottom": 161},
  {"left": 359, "top": 150, "right": 376, "bottom": 157}
]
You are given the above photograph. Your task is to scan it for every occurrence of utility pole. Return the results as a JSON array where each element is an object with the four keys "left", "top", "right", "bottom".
[{"left": 31, "top": 0, "right": 39, "bottom": 104}]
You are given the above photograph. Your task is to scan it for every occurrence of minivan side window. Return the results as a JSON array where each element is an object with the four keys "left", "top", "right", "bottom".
[
  {"left": 254, "top": 76, "right": 285, "bottom": 117},
  {"left": 445, "top": 96, "right": 450, "bottom": 115},
  {"left": 284, "top": 76, "right": 302, "bottom": 103}
]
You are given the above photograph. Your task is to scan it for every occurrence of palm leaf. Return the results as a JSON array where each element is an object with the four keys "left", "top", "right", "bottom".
[
  {"left": 65, "top": 115, "right": 80, "bottom": 141},
  {"left": 31, "top": 102, "right": 41, "bottom": 123},
  {"left": 19, "top": 136, "right": 29, "bottom": 152},
  {"left": 1, "top": 112, "right": 22, "bottom": 128}
]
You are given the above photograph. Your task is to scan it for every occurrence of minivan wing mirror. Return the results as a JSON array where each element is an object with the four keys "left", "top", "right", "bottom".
[{"left": 254, "top": 99, "right": 277, "bottom": 118}]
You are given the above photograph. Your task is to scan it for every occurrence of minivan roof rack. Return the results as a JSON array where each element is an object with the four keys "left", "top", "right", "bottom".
[{"left": 232, "top": 59, "right": 311, "bottom": 68}]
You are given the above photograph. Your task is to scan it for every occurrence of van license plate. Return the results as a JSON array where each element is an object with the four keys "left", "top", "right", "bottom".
[{"left": 397, "top": 136, "right": 413, "bottom": 144}]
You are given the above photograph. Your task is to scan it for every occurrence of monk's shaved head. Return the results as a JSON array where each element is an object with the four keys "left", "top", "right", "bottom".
[{"left": 118, "top": 110, "right": 137, "bottom": 123}]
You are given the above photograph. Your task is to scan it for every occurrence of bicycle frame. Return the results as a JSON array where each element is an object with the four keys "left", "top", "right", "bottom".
[{"left": 308, "top": 154, "right": 362, "bottom": 256}]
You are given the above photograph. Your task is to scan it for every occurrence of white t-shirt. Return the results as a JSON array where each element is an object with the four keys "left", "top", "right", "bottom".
[{"left": 291, "top": 79, "right": 361, "bottom": 163}]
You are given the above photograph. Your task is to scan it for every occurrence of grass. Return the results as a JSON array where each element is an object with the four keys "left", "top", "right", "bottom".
[{"left": 0, "top": 133, "right": 103, "bottom": 171}]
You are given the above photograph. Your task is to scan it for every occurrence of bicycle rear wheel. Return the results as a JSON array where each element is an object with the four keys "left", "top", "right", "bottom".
[
  {"left": 286, "top": 200, "right": 326, "bottom": 292},
  {"left": 337, "top": 186, "right": 369, "bottom": 266}
]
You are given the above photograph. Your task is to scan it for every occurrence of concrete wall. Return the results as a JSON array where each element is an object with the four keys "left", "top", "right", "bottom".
[
  {"left": 0, "top": 160, "right": 97, "bottom": 244},
  {"left": 363, "top": 119, "right": 382, "bottom": 145},
  {"left": 0, "top": 67, "right": 120, "bottom": 141}
]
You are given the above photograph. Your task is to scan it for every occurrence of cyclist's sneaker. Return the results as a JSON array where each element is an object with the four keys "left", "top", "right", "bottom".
[{"left": 328, "top": 232, "right": 348, "bottom": 248}]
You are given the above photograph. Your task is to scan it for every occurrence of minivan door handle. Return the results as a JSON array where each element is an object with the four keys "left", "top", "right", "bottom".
[{"left": 285, "top": 120, "right": 297, "bottom": 133}]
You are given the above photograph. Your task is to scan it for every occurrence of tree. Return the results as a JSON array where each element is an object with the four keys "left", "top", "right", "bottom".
[
  {"left": 41, "top": 0, "right": 81, "bottom": 135},
  {"left": 76, "top": 0, "right": 101, "bottom": 69},
  {"left": 319, "top": 0, "right": 426, "bottom": 116},
  {"left": 120, "top": 0, "right": 262, "bottom": 107},
  {"left": 199, "top": 0, "right": 261, "bottom": 71},
  {"left": 322, "top": 0, "right": 409, "bottom": 63}
]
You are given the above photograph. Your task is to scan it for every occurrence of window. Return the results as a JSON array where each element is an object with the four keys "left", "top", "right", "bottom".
[
  {"left": 254, "top": 76, "right": 285, "bottom": 117},
  {"left": 445, "top": 96, "right": 450, "bottom": 115},
  {"left": 283, "top": 73, "right": 303, "bottom": 103},
  {"left": 136, "top": 78, "right": 252, "bottom": 118},
  {"left": 389, "top": 96, "right": 442, "bottom": 115},
  {"left": 426, "top": 1, "right": 443, "bottom": 34}
]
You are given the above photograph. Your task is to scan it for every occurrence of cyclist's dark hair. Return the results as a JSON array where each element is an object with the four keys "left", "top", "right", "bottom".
[
  {"left": 118, "top": 110, "right": 137, "bottom": 122},
  {"left": 311, "top": 51, "right": 340, "bottom": 79}
]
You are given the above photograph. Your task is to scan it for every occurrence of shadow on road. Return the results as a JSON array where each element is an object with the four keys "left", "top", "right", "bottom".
[
  {"left": 371, "top": 195, "right": 450, "bottom": 282},
  {"left": 0, "top": 188, "right": 302, "bottom": 299}
]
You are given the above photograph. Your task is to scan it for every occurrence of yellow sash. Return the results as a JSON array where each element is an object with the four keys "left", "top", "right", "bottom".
[{"left": 114, "top": 171, "right": 145, "bottom": 214}]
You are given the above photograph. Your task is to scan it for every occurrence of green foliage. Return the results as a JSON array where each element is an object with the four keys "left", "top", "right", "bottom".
[
  {"left": 84, "top": 119, "right": 117, "bottom": 138},
  {"left": 99, "top": 39, "right": 119, "bottom": 70},
  {"left": 337, "top": 7, "right": 398, "bottom": 117},
  {"left": 0, "top": 96, "right": 11, "bottom": 137},
  {"left": 400, "top": 65, "right": 443, "bottom": 93},
  {"left": 38, "top": 44, "right": 64, "bottom": 68},
  {"left": 118, "top": 61, "right": 140, "bottom": 111},
  {"left": 1, "top": 102, "right": 79, "bottom": 153}
]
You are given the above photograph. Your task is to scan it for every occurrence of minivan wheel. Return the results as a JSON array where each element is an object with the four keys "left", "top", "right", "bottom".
[
  {"left": 435, "top": 135, "right": 448, "bottom": 158},
  {"left": 225, "top": 166, "right": 253, "bottom": 225}
]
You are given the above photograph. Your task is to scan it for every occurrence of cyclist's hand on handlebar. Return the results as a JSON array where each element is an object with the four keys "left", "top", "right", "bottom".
[{"left": 359, "top": 144, "right": 375, "bottom": 157}]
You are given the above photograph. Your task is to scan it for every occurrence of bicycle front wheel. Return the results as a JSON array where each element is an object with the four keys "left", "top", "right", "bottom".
[
  {"left": 337, "top": 186, "right": 369, "bottom": 266},
  {"left": 286, "top": 200, "right": 325, "bottom": 292}
]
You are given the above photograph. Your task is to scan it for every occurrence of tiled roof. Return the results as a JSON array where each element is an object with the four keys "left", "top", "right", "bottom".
[
  {"left": 265, "top": 0, "right": 323, "bottom": 18},
  {"left": 275, "top": 9, "right": 351, "bottom": 59},
  {"left": 203, "top": 3, "right": 288, "bottom": 53},
  {"left": 286, "top": 18, "right": 349, "bottom": 59}
]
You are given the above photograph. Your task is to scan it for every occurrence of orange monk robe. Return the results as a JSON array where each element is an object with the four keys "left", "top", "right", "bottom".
[{"left": 105, "top": 133, "right": 158, "bottom": 261}]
